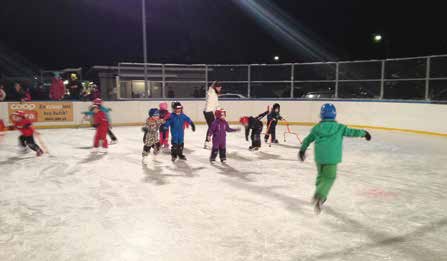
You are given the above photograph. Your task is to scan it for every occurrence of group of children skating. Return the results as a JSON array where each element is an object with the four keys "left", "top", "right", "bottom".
[
  {"left": 4, "top": 100, "right": 372, "bottom": 214},
  {"left": 141, "top": 101, "right": 287, "bottom": 162},
  {"left": 140, "top": 101, "right": 372, "bottom": 214}
]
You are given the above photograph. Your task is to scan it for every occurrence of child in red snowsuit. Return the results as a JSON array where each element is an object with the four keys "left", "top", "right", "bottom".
[
  {"left": 159, "top": 102, "right": 171, "bottom": 148},
  {"left": 92, "top": 105, "right": 109, "bottom": 149},
  {"left": 11, "top": 111, "right": 44, "bottom": 156}
]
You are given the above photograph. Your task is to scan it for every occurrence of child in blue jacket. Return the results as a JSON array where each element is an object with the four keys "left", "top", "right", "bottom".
[{"left": 165, "top": 102, "right": 196, "bottom": 161}]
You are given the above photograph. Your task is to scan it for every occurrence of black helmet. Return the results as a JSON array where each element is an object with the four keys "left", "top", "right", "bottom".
[
  {"left": 272, "top": 103, "right": 280, "bottom": 111},
  {"left": 171, "top": 101, "right": 181, "bottom": 110}
]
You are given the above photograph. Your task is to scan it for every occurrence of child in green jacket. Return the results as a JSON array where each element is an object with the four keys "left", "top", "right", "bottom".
[{"left": 299, "top": 103, "right": 371, "bottom": 214}]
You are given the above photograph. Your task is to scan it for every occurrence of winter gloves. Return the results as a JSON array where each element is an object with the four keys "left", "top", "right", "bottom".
[
  {"left": 365, "top": 131, "right": 372, "bottom": 141},
  {"left": 298, "top": 151, "right": 306, "bottom": 162}
]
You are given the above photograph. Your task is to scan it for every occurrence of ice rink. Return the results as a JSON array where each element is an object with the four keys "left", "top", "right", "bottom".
[{"left": 0, "top": 125, "right": 446, "bottom": 261}]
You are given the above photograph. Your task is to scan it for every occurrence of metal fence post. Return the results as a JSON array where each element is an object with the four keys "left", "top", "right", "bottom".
[
  {"left": 425, "top": 57, "right": 431, "bottom": 101},
  {"left": 205, "top": 64, "right": 209, "bottom": 88},
  {"left": 162, "top": 64, "right": 166, "bottom": 98},
  {"left": 290, "top": 64, "right": 294, "bottom": 98},
  {"left": 117, "top": 63, "right": 121, "bottom": 99},
  {"left": 380, "top": 60, "right": 385, "bottom": 99},
  {"left": 335, "top": 62, "right": 339, "bottom": 98},
  {"left": 247, "top": 65, "right": 251, "bottom": 98}
]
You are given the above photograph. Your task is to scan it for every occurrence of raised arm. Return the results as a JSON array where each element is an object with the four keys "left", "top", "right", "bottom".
[
  {"left": 343, "top": 125, "right": 366, "bottom": 138},
  {"left": 256, "top": 111, "right": 269, "bottom": 121}
]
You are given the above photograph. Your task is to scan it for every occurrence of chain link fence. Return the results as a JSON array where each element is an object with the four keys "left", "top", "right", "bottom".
[{"left": 117, "top": 55, "right": 447, "bottom": 101}]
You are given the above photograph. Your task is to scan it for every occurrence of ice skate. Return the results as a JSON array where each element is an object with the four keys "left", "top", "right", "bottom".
[
  {"left": 210, "top": 158, "right": 216, "bottom": 163},
  {"left": 220, "top": 159, "right": 227, "bottom": 164},
  {"left": 36, "top": 149, "right": 44, "bottom": 157},
  {"left": 171, "top": 155, "right": 177, "bottom": 162},
  {"left": 312, "top": 196, "right": 325, "bottom": 215},
  {"left": 178, "top": 155, "right": 187, "bottom": 160}
]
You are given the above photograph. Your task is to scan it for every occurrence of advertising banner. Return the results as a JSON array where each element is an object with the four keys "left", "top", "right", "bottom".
[{"left": 8, "top": 102, "right": 73, "bottom": 122}]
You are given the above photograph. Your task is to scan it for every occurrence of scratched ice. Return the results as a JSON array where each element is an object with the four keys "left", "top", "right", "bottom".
[{"left": 0, "top": 126, "right": 446, "bottom": 261}]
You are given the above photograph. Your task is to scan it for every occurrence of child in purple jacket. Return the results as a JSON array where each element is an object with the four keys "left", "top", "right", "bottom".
[{"left": 207, "top": 109, "right": 240, "bottom": 163}]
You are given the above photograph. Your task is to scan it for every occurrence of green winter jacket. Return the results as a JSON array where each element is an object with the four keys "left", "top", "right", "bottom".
[{"left": 300, "top": 120, "right": 366, "bottom": 164}]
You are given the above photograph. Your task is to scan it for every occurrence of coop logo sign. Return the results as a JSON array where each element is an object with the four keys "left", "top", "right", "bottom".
[
  {"left": 8, "top": 102, "right": 74, "bottom": 122},
  {"left": 10, "top": 104, "right": 36, "bottom": 110}
]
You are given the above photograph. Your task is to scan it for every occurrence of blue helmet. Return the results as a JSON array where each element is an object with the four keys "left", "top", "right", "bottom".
[
  {"left": 320, "top": 103, "right": 336, "bottom": 120},
  {"left": 148, "top": 108, "right": 160, "bottom": 117}
]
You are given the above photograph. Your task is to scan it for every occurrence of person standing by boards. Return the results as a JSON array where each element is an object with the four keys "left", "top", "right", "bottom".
[{"left": 203, "top": 81, "right": 222, "bottom": 149}]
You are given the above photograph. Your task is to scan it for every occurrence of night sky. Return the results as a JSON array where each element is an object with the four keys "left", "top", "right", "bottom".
[{"left": 0, "top": 0, "right": 445, "bottom": 69}]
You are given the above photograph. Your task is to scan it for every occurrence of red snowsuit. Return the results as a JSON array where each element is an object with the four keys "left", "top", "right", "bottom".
[
  {"left": 15, "top": 118, "right": 35, "bottom": 137},
  {"left": 94, "top": 111, "right": 109, "bottom": 148},
  {"left": 13, "top": 118, "right": 43, "bottom": 155},
  {"left": 50, "top": 78, "right": 65, "bottom": 100}
]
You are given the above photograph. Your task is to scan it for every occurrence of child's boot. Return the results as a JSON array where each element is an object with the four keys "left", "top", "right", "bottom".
[
  {"left": 178, "top": 143, "right": 187, "bottom": 160},
  {"left": 171, "top": 144, "right": 178, "bottom": 161}
]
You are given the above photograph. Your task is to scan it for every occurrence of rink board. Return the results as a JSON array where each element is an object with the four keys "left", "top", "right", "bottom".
[{"left": 1, "top": 100, "right": 446, "bottom": 136}]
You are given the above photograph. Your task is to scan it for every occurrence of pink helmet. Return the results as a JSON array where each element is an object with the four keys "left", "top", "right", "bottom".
[
  {"left": 159, "top": 102, "right": 168, "bottom": 111},
  {"left": 93, "top": 98, "right": 103, "bottom": 105}
]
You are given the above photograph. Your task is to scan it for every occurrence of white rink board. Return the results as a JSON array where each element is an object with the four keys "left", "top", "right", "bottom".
[{"left": 1, "top": 100, "right": 446, "bottom": 134}]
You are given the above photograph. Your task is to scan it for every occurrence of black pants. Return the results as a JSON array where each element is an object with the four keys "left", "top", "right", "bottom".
[
  {"left": 171, "top": 143, "right": 185, "bottom": 158},
  {"left": 19, "top": 135, "right": 42, "bottom": 152},
  {"left": 203, "top": 111, "right": 215, "bottom": 142},
  {"left": 251, "top": 128, "right": 262, "bottom": 148},
  {"left": 70, "top": 87, "right": 81, "bottom": 100},
  {"left": 108, "top": 128, "right": 117, "bottom": 141},
  {"left": 143, "top": 142, "right": 160, "bottom": 154},
  {"left": 211, "top": 147, "right": 226, "bottom": 161},
  {"left": 264, "top": 120, "right": 277, "bottom": 141}
]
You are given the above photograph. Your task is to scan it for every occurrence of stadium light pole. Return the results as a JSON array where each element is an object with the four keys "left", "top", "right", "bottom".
[{"left": 142, "top": 0, "right": 149, "bottom": 97}]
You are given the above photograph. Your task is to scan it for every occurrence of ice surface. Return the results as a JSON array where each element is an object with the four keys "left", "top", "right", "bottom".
[{"left": 0, "top": 125, "right": 447, "bottom": 261}]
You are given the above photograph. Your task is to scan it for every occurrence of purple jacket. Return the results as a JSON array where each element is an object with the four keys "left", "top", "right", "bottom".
[{"left": 208, "top": 118, "right": 237, "bottom": 147}]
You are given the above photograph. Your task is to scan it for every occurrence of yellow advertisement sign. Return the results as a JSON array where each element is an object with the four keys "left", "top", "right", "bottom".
[{"left": 8, "top": 102, "right": 73, "bottom": 122}]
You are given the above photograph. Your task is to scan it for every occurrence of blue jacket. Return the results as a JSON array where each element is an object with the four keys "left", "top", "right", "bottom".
[{"left": 166, "top": 113, "right": 194, "bottom": 144}]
